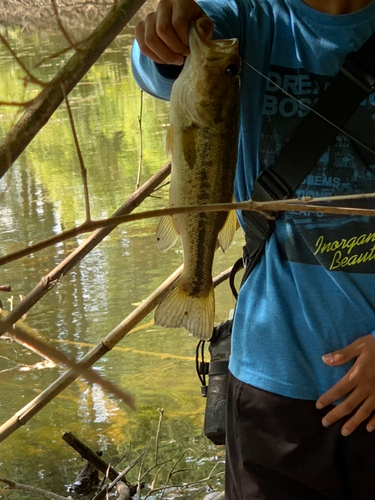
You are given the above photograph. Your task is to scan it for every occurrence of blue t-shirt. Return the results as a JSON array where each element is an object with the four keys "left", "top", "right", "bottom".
[{"left": 131, "top": 0, "right": 375, "bottom": 400}]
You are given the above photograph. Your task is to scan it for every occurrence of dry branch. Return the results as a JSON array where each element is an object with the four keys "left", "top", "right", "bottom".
[
  {"left": 91, "top": 453, "right": 144, "bottom": 500},
  {"left": 0, "top": 161, "right": 171, "bottom": 335},
  {"left": 51, "top": 0, "right": 82, "bottom": 51},
  {"left": 2, "top": 191, "right": 375, "bottom": 267},
  {"left": 0, "top": 265, "right": 232, "bottom": 442},
  {"left": 136, "top": 90, "right": 144, "bottom": 189},
  {"left": 0, "top": 265, "right": 182, "bottom": 443},
  {"left": 0, "top": 0, "right": 148, "bottom": 180},
  {"left": 0, "top": 33, "right": 46, "bottom": 87},
  {"left": 63, "top": 431, "right": 145, "bottom": 500},
  {"left": 63, "top": 432, "right": 122, "bottom": 481}
]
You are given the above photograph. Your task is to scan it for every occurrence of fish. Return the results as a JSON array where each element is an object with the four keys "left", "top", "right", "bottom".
[{"left": 154, "top": 23, "right": 241, "bottom": 340}]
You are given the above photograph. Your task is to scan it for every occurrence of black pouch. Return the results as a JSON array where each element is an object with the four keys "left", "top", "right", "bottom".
[{"left": 197, "top": 319, "right": 232, "bottom": 445}]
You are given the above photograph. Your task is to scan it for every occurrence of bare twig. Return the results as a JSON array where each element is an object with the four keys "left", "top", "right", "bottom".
[
  {"left": 91, "top": 452, "right": 146, "bottom": 500},
  {"left": 0, "top": 285, "right": 11, "bottom": 292},
  {"left": 0, "top": 477, "right": 73, "bottom": 500},
  {"left": 136, "top": 90, "right": 144, "bottom": 189},
  {"left": 3, "top": 192, "right": 375, "bottom": 267},
  {"left": 147, "top": 471, "right": 225, "bottom": 497},
  {"left": 61, "top": 84, "right": 91, "bottom": 221},
  {"left": 51, "top": 0, "right": 81, "bottom": 51},
  {"left": 0, "top": 99, "right": 35, "bottom": 107},
  {"left": 0, "top": 265, "right": 232, "bottom": 441},
  {"left": 159, "top": 450, "right": 187, "bottom": 500},
  {"left": 136, "top": 441, "right": 150, "bottom": 500},
  {"left": 0, "top": 161, "right": 171, "bottom": 332},
  {"left": 0, "top": 265, "right": 183, "bottom": 442},
  {"left": 150, "top": 407, "right": 165, "bottom": 491},
  {"left": 0, "top": 34, "right": 47, "bottom": 87},
  {"left": 141, "top": 451, "right": 180, "bottom": 484}
]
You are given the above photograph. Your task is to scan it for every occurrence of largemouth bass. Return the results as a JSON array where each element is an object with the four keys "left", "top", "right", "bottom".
[{"left": 154, "top": 23, "right": 241, "bottom": 340}]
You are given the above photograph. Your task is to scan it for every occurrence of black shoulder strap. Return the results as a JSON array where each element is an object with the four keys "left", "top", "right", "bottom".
[
  {"left": 230, "top": 31, "right": 375, "bottom": 297},
  {"left": 254, "top": 31, "right": 375, "bottom": 201}
]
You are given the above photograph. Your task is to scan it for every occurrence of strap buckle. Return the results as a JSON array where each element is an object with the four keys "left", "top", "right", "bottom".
[{"left": 341, "top": 52, "right": 375, "bottom": 94}]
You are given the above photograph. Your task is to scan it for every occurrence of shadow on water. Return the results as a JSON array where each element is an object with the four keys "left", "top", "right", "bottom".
[{"left": 0, "top": 2, "right": 243, "bottom": 498}]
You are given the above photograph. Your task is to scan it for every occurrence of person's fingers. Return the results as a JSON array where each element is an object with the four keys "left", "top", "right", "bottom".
[
  {"left": 135, "top": 19, "right": 171, "bottom": 64},
  {"left": 339, "top": 395, "right": 375, "bottom": 436}
]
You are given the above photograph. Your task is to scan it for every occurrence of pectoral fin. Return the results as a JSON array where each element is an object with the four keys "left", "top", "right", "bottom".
[
  {"left": 156, "top": 214, "right": 179, "bottom": 251},
  {"left": 218, "top": 209, "right": 237, "bottom": 253}
]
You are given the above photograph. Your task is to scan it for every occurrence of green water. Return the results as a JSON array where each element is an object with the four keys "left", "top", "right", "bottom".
[{"left": 0, "top": 9, "right": 243, "bottom": 499}]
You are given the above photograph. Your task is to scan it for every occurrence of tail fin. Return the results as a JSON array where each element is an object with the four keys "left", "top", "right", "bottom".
[{"left": 154, "top": 280, "right": 215, "bottom": 340}]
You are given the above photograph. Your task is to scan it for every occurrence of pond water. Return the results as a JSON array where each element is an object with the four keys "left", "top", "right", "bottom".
[{"left": 0, "top": 4, "right": 243, "bottom": 499}]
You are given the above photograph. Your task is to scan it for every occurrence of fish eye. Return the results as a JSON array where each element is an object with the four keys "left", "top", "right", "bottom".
[{"left": 225, "top": 64, "right": 239, "bottom": 77}]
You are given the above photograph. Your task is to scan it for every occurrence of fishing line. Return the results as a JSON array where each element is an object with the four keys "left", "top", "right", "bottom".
[{"left": 241, "top": 57, "right": 375, "bottom": 159}]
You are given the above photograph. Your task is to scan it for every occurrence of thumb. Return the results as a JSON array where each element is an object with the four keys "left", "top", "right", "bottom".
[
  {"left": 322, "top": 342, "right": 358, "bottom": 366},
  {"left": 196, "top": 16, "right": 214, "bottom": 43}
]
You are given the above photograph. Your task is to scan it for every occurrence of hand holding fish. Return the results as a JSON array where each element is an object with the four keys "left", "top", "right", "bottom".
[
  {"left": 316, "top": 334, "right": 375, "bottom": 435},
  {"left": 135, "top": 0, "right": 214, "bottom": 65}
]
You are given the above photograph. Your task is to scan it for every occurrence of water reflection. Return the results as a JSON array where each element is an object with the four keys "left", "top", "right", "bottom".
[{"left": 0, "top": 5, "right": 242, "bottom": 499}]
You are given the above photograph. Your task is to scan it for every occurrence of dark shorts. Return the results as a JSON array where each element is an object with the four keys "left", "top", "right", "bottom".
[{"left": 225, "top": 373, "right": 375, "bottom": 500}]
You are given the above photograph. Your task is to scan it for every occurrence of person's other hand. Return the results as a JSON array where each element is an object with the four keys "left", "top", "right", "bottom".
[
  {"left": 135, "top": 0, "right": 214, "bottom": 65},
  {"left": 316, "top": 334, "right": 375, "bottom": 436}
]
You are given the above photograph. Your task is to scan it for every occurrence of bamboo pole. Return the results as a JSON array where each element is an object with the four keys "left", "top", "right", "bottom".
[
  {"left": 0, "top": 161, "right": 171, "bottom": 336},
  {"left": 0, "top": 0, "right": 148, "bottom": 179},
  {"left": 0, "top": 266, "right": 232, "bottom": 442}
]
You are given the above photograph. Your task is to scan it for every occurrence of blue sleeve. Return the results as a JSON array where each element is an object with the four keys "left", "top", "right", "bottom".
[{"left": 131, "top": 41, "right": 175, "bottom": 101}]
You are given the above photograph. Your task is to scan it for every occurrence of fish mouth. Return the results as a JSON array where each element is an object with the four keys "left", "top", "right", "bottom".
[{"left": 189, "top": 22, "right": 239, "bottom": 62}]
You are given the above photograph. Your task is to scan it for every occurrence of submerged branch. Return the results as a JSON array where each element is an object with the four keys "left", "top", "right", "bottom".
[{"left": 2, "top": 191, "right": 375, "bottom": 267}]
